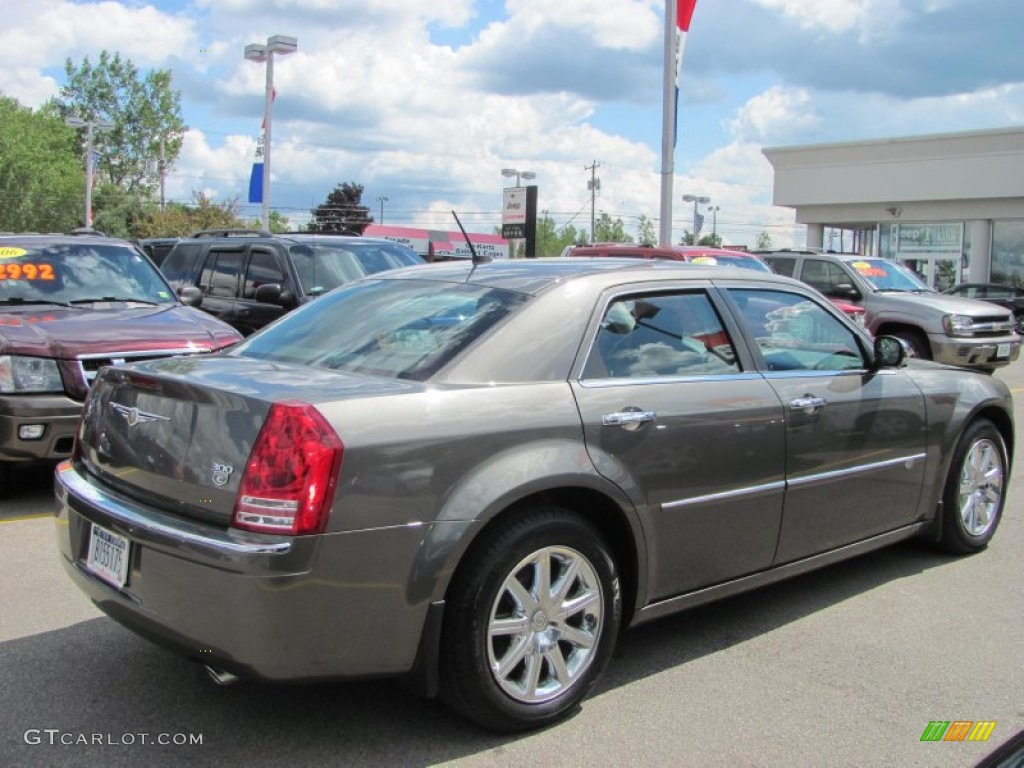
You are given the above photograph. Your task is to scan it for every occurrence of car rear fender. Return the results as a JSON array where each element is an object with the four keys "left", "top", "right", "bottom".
[{"left": 414, "top": 438, "right": 646, "bottom": 606}]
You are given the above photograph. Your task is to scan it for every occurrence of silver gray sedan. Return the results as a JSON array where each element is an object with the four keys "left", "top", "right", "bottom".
[{"left": 55, "top": 258, "right": 1014, "bottom": 732}]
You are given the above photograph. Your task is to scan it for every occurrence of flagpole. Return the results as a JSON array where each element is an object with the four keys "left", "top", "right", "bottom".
[{"left": 658, "top": 0, "right": 677, "bottom": 246}]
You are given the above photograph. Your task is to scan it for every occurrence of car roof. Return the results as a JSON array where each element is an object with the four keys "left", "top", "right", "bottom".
[
  {"left": 0, "top": 233, "right": 135, "bottom": 247},
  {"left": 380, "top": 257, "right": 797, "bottom": 296}
]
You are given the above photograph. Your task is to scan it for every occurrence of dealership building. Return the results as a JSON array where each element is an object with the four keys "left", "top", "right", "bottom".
[{"left": 762, "top": 126, "right": 1024, "bottom": 290}]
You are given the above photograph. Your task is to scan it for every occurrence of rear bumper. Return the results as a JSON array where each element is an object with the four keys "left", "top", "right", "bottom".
[
  {"left": 0, "top": 394, "right": 80, "bottom": 463},
  {"left": 54, "top": 460, "right": 436, "bottom": 682},
  {"left": 928, "top": 334, "right": 1021, "bottom": 369}
]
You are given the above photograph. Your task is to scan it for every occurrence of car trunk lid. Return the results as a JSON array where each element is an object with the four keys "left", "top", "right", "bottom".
[{"left": 77, "top": 355, "right": 420, "bottom": 525}]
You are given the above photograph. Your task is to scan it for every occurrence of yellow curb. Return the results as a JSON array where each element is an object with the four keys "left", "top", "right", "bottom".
[{"left": 0, "top": 513, "right": 51, "bottom": 523}]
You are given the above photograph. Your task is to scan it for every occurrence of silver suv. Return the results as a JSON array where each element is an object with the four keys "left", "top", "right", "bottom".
[{"left": 758, "top": 250, "right": 1021, "bottom": 371}]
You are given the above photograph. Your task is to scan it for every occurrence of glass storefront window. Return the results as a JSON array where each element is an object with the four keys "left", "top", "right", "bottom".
[{"left": 991, "top": 220, "right": 1024, "bottom": 288}]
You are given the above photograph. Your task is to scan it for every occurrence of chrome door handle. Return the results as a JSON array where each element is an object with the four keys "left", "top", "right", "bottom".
[
  {"left": 789, "top": 396, "right": 827, "bottom": 413},
  {"left": 602, "top": 410, "right": 656, "bottom": 428}
]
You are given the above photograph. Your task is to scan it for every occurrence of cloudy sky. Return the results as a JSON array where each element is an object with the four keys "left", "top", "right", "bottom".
[{"left": 4, "top": 0, "right": 1022, "bottom": 246}]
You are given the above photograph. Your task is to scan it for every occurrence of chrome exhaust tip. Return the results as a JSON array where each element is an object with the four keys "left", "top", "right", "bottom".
[{"left": 205, "top": 665, "right": 240, "bottom": 686}]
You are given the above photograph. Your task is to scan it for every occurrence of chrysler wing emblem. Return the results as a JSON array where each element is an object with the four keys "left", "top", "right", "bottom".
[{"left": 110, "top": 402, "right": 171, "bottom": 427}]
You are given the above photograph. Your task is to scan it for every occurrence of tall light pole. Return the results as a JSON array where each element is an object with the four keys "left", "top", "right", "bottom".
[
  {"left": 501, "top": 168, "right": 535, "bottom": 188},
  {"left": 682, "top": 194, "right": 710, "bottom": 244},
  {"left": 710, "top": 205, "right": 720, "bottom": 241},
  {"left": 244, "top": 34, "right": 297, "bottom": 230},
  {"left": 377, "top": 196, "right": 388, "bottom": 224},
  {"left": 585, "top": 160, "right": 600, "bottom": 242},
  {"left": 65, "top": 116, "right": 114, "bottom": 229}
]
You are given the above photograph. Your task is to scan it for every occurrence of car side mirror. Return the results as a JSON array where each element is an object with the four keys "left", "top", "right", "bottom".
[
  {"left": 254, "top": 283, "right": 283, "bottom": 304},
  {"left": 872, "top": 335, "right": 906, "bottom": 369},
  {"left": 179, "top": 285, "right": 203, "bottom": 307},
  {"left": 830, "top": 283, "right": 861, "bottom": 301}
]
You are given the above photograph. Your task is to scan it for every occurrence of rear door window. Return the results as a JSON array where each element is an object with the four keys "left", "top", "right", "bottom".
[
  {"left": 762, "top": 256, "right": 796, "bottom": 276},
  {"left": 584, "top": 290, "right": 740, "bottom": 379},
  {"left": 200, "top": 249, "right": 244, "bottom": 298}
]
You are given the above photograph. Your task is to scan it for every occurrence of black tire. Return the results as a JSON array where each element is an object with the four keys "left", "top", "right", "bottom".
[
  {"left": 936, "top": 419, "right": 1008, "bottom": 554},
  {"left": 440, "top": 505, "right": 622, "bottom": 732},
  {"left": 0, "top": 462, "right": 11, "bottom": 498},
  {"left": 892, "top": 328, "right": 931, "bottom": 360}
]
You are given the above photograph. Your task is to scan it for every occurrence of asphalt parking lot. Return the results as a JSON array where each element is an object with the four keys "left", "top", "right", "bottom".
[{"left": 1, "top": 362, "right": 1022, "bottom": 767}]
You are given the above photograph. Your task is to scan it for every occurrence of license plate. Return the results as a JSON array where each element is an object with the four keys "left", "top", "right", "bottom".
[
  {"left": 997, "top": 343, "right": 1010, "bottom": 358},
  {"left": 86, "top": 523, "right": 130, "bottom": 589}
]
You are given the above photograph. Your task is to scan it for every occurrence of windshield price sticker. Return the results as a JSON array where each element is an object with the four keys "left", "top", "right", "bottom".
[
  {"left": 0, "top": 262, "right": 56, "bottom": 280},
  {"left": 0, "top": 247, "right": 28, "bottom": 258},
  {"left": 851, "top": 261, "right": 887, "bottom": 278}
]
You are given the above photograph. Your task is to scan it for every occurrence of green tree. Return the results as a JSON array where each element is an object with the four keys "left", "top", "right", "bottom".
[
  {"left": 0, "top": 95, "right": 82, "bottom": 232},
  {"left": 679, "top": 231, "right": 723, "bottom": 247},
  {"left": 636, "top": 215, "right": 657, "bottom": 246},
  {"left": 755, "top": 231, "right": 774, "bottom": 250},
  {"left": 534, "top": 213, "right": 585, "bottom": 257},
  {"left": 91, "top": 181, "right": 149, "bottom": 238},
  {"left": 308, "top": 182, "right": 372, "bottom": 234},
  {"left": 133, "top": 191, "right": 245, "bottom": 238},
  {"left": 55, "top": 50, "right": 186, "bottom": 194},
  {"left": 593, "top": 213, "right": 633, "bottom": 243},
  {"left": 248, "top": 210, "right": 291, "bottom": 233}
]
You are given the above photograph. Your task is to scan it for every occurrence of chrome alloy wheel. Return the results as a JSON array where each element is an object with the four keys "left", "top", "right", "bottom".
[
  {"left": 958, "top": 437, "right": 1004, "bottom": 537},
  {"left": 486, "top": 545, "right": 604, "bottom": 704}
]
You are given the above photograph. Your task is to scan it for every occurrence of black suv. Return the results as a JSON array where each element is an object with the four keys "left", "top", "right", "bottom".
[{"left": 159, "top": 230, "right": 424, "bottom": 335}]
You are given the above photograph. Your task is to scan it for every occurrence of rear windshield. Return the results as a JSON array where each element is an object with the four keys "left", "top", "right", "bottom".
[
  {"left": 0, "top": 242, "right": 176, "bottom": 306},
  {"left": 689, "top": 253, "right": 773, "bottom": 272},
  {"left": 289, "top": 241, "right": 423, "bottom": 296},
  {"left": 232, "top": 278, "right": 528, "bottom": 381}
]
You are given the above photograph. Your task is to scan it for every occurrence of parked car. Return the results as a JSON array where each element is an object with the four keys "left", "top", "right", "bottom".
[
  {"left": 755, "top": 249, "right": 1021, "bottom": 370},
  {"left": 566, "top": 243, "right": 774, "bottom": 272},
  {"left": 135, "top": 237, "right": 180, "bottom": 267},
  {"left": 567, "top": 244, "right": 868, "bottom": 325},
  {"left": 159, "top": 229, "right": 424, "bottom": 335},
  {"left": 0, "top": 233, "right": 241, "bottom": 492},
  {"left": 942, "top": 283, "right": 1024, "bottom": 334},
  {"left": 56, "top": 259, "right": 1013, "bottom": 732}
]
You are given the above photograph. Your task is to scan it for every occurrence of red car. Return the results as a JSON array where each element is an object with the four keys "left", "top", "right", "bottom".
[
  {"left": 0, "top": 233, "right": 241, "bottom": 492},
  {"left": 565, "top": 244, "right": 867, "bottom": 325},
  {"left": 566, "top": 243, "right": 775, "bottom": 272}
]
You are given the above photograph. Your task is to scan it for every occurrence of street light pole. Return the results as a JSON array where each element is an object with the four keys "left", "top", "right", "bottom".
[
  {"left": 65, "top": 116, "right": 115, "bottom": 229},
  {"left": 377, "top": 196, "right": 388, "bottom": 224},
  {"left": 682, "top": 194, "right": 710, "bottom": 244},
  {"left": 245, "top": 34, "right": 297, "bottom": 231},
  {"left": 501, "top": 167, "right": 536, "bottom": 188},
  {"left": 710, "top": 205, "right": 720, "bottom": 240}
]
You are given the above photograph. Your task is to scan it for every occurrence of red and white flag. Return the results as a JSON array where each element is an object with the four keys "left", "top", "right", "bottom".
[{"left": 673, "top": 0, "right": 698, "bottom": 145}]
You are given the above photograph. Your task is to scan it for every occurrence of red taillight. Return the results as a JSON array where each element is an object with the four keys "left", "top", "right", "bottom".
[{"left": 232, "top": 402, "right": 343, "bottom": 535}]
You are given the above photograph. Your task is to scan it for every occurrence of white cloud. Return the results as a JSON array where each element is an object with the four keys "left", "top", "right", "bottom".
[
  {"left": 727, "top": 86, "right": 822, "bottom": 145},
  {"left": 501, "top": 0, "right": 661, "bottom": 50},
  {"left": 0, "top": 0, "right": 195, "bottom": 106},
  {"left": 748, "top": 0, "right": 908, "bottom": 42}
]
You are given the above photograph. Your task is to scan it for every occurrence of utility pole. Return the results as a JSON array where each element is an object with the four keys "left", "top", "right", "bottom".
[
  {"left": 158, "top": 135, "right": 166, "bottom": 212},
  {"left": 585, "top": 160, "right": 601, "bottom": 242},
  {"left": 377, "top": 196, "right": 388, "bottom": 224}
]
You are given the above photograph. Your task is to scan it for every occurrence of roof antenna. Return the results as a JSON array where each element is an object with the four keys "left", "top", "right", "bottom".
[{"left": 452, "top": 210, "right": 491, "bottom": 269}]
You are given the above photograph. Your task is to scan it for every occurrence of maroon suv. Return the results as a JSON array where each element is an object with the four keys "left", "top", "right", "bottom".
[{"left": 0, "top": 234, "right": 241, "bottom": 492}]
